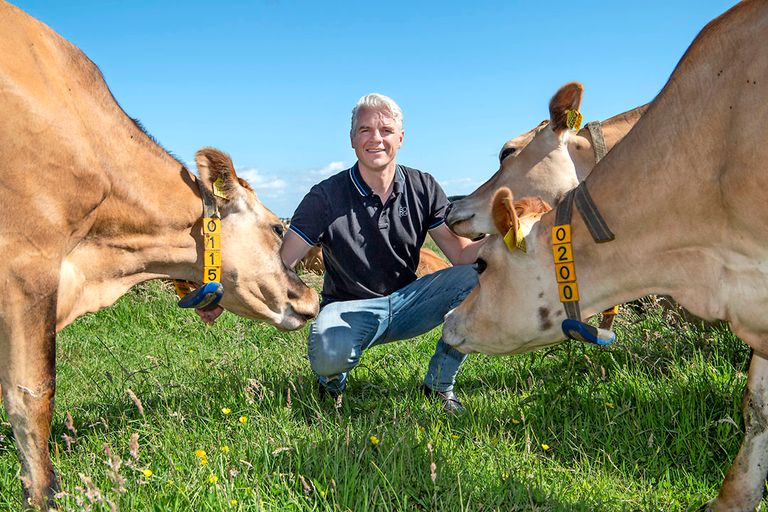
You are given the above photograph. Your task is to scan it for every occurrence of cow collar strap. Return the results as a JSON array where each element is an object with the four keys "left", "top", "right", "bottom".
[
  {"left": 174, "top": 177, "right": 224, "bottom": 310},
  {"left": 585, "top": 121, "right": 608, "bottom": 164},
  {"left": 551, "top": 181, "right": 616, "bottom": 346}
]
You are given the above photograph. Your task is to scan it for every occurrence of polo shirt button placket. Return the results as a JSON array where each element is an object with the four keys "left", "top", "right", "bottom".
[{"left": 379, "top": 206, "right": 389, "bottom": 230}]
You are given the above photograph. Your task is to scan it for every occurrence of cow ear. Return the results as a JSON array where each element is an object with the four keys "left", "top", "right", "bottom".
[
  {"left": 514, "top": 197, "right": 552, "bottom": 217},
  {"left": 195, "top": 147, "right": 249, "bottom": 205},
  {"left": 491, "top": 187, "right": 517, "bottom": 236},
  {"left": 549, "top": 81, "right": 584, "bottom": 133}
]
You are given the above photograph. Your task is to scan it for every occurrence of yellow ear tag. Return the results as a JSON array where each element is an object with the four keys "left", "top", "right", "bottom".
[
  {"left": 212, "top": 176, "right": 228, "bottom": 199},
  {"left": 565, "top": 109, "right": 583, "bottom": 131},
  {"left": 503, "top": 220, "right": 527, "bottom": 253}
]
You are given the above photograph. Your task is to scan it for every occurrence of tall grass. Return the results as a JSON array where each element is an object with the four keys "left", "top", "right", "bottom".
[{"left": 0, "top": 280, "right": 760, "bottom": 511}]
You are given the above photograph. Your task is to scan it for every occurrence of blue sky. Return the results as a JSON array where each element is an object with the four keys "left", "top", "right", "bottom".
[{"left": 15, "top": 1, "right": 736, "bottom": 217}]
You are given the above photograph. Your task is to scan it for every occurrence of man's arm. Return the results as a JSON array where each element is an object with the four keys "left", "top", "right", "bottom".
[
  {"left": 280, "top": 229, "right": 314, "bottom": 269},
  {"left": 429, "top": 223, "right": 487, "bottom": 266}
]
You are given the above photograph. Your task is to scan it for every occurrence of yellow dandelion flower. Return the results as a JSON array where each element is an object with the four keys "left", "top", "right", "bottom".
[
  {"left": 239, "top": 416, "right": 248, "bottom": 424},
  {"left": 222, "top": 407, "right": 232, "bottom": 415},
  {"left": 221, "top": 445, "right": 230, "bottom": 454},
  {"left": 606, "top": 402, "right": 615, "bottom": 409},
  {"left": 208, "top": 474, "right": 218, "bottom": 484},
  {"left": 229, "top": 499, "right": 238, "bottom": 507},
  {"left": 511, "top": 418, "right": 521, "bottom": 425},
  {"left": 542, "top": 444, "right": 550, "bottom": 451},
  {"left": 451, "top": 434, "right": 459, "bottom": 440},
  {"left": 195, "top": 449, "right": 207, "bottom": 458},
  {"left": 200, "top": 458, "right": 208, "bottom": 466},
  {"left": 369, "top": 435, "right": 380, "bottom": 446},
  {"left": 142, "top": 469, "right": 153, "bottom": 478}
]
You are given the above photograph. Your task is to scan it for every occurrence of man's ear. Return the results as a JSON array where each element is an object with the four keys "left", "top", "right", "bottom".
[
  {"left": 549, "top": 81, "right": 584, "bottom": 133},
  {"left": 195, "top": 147, "right": 250, "bottom": 204},
  {"left": 492, "top": 187, "right": 517, "bottom": 236}
]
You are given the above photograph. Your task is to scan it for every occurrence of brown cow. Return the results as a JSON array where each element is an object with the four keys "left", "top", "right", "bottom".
[
  {"left": 0, "top": 2, "right": 318, "bottom": 508},
  {"left": 296, "top": 246, "right": 451, "bottom": 277},
  {"left": 447, "top": 83, "right": 646, "bottom": 239},
  {"left": 444, "top": 1, "right": 768, "bottom": 508},
  {"left": 416, "top": 247, "right": 451, "bottom": 277}
]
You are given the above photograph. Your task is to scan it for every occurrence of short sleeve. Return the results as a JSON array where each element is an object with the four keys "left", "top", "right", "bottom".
[
  {"left": 425, "top": 174, "right": 450, "bottom": 230},
  {"left": 289, "top": 185, "right": 328, "bottom": 246}
]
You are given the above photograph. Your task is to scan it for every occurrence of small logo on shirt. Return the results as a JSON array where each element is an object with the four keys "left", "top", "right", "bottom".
[{"left": 398, "top": 206, "right": 408, "bottom": 217}]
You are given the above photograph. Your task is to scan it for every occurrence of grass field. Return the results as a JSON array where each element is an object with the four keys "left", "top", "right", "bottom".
[{"left": 0, "top": 275, "right": 763, "bottom": 511}]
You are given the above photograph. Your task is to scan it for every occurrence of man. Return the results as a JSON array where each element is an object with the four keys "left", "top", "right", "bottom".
[{"left": 281, "top": 93, "right": 485, "bottom": 413}]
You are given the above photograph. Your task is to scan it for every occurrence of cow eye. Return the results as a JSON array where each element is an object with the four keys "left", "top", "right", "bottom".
[
  {"left": 272, "top": 223, "right": 285, "bottom": 238},
  {"left": 500, "top": 147, "right": 516, "bottom": 162},
  {"left": 474, "top": 258, "right": 487, "bottom": 274}
]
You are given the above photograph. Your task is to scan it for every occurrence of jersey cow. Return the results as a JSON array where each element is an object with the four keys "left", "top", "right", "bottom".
[
  {"left": 0, "top": 2, "right": 318, "bottom": 508},
  {"left": 298, "top": 246, "right": 451, "bottom": 277},
  {"left": 444, "top": 1, "right": 768, "bottom": 509},
  {"left": 446, "top": 84, "right": 646, "bottom": 239}
]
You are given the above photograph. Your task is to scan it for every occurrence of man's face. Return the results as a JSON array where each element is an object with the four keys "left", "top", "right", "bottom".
[{"left": 351, "top": 108, "right": 404, "bottom": 173}]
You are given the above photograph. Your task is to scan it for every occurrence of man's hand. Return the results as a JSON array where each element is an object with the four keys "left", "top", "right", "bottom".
[{"left": 196, "top": 305, "right": 224, "bottom": 325}]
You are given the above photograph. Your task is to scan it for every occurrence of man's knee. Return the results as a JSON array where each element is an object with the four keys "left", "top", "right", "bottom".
[
  {"left": 309, "top": 345, "right": 355, "bottom": 377},
  {"left": 308, "top": 326, "right": 359, "bottom": 377}
]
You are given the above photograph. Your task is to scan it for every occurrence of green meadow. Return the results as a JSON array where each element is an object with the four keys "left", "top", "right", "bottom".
[{"left": 0, "top": 274, "right": 762, "bottom": 511}]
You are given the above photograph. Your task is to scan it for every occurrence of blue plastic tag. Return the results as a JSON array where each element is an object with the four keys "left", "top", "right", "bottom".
[
  {"left": 177, "top": 281, "right": 224, "bottom": 310},
  {"left": 561, "top": 319, "right": 615, "bottom": 346}
]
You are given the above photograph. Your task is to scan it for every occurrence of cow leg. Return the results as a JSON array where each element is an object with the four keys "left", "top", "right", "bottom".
[
  {"left": 704, "top": 351, "right": 768, "bottom": 511},
  {"left": 0, "top": 295, "right": 59, "bottom": 509}
]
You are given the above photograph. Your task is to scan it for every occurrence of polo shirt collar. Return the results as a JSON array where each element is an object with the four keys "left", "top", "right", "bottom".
[{"left": 349, "top": 163, "right": 406, "bottom": 197}]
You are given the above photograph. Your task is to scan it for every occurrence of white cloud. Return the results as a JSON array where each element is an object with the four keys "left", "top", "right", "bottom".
[
  {"left": 309, "top": 161, "right": 345, "bottom": 177},
  {"left": 229, "top": 161, "right": 348, "bottom": 218},
  {"left": 236, "top": 166, "right": 287, "bottom": 199}
]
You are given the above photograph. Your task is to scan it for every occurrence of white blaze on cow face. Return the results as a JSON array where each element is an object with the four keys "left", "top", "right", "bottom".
[{"left": 447, "top": 82, "right": 583, "bottom": 238}]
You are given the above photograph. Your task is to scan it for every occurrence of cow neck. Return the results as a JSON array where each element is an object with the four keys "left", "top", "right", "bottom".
[
  {"left": 551, "top": 182, "right": 616, "bottom": 346},
  {"left": 172, "top": 177, "right": 224, "bottom": 310}
]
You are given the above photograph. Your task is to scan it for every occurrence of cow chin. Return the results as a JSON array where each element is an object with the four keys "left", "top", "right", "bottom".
[
  {"left": 444, "top": 305, "right": 560, "bottom": 356},
  {"left": 220, "top": 285, "right": 318, "bottom": 331}
]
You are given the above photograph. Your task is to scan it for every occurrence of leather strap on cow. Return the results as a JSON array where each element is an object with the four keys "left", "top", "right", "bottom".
[
  {"left": 586, "top": 121, "right": 608, "bottom": 164},
  {"left": 553, "top": 182, "right": 616, "bottom": 346},
  {"left": 174, "top": 178, "right": 224, "bottom": 310}
]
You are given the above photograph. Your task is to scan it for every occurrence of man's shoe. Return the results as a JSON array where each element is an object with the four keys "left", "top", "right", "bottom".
[
  {"left": 420, "top": 385, "right": 465, "bottom": 414},
  {"left": 318, "top": 383, "right": 343, "bottom": 408}
]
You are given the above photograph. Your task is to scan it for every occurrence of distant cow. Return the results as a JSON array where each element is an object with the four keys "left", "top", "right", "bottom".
[
  {"left": 296, "top": 245, "right": 451, "bottom": 277},
  {"left": 444, "top": 2, "right": 768, "bottom": 509},
  {"left": 0, "top": 2, "right": 318, "bottom": 508},
  {"left": 416, "top": 247, "right": 451, "bottom": 277}
]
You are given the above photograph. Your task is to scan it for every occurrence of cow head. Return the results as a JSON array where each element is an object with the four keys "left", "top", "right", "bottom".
[
  {"left": 195, "top": 148, "right": 318, "bottom": 330},
  {"left": 446, "top": 82, "right": 584, "bottom": 238},
  {"left": 443, "top": 187, "right": 562, "bottom": 354}
]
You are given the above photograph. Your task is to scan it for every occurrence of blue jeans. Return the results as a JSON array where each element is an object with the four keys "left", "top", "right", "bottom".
[{"left": 307, "top": 264, "right": 478, "bottom": 395}]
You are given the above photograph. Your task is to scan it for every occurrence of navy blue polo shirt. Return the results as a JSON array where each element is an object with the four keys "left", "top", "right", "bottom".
[{"left": 289, "top": 163, "right": 449, "bottom": 306}]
